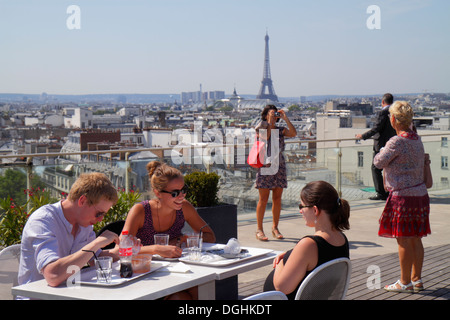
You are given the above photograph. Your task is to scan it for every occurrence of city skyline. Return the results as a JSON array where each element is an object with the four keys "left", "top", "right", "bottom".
[{"left": 0, "top": 0, "right": 449, "bottom": 97}]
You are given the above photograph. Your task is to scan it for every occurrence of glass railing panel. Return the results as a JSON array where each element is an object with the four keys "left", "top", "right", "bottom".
[
  {"left": 422, "top": 140, "right": 450, "bottom": 190},
  {"left": 2, "top": 134, "right": 450, "bottom": 217}
]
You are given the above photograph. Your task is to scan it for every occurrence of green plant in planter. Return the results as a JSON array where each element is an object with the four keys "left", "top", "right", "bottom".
[
  {"left": 0, "top": 188, "right": 141, "bottom": 246},
  {"left": 184, "top": 171, "right": 220, "bottom": 207},
  {"left": 0, "top": 188, "right": 59, "bottom": 247}
]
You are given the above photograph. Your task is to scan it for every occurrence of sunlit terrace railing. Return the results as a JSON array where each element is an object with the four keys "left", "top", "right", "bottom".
[{"left": 1, "top": 133, "right": 449, "bottom": 214}]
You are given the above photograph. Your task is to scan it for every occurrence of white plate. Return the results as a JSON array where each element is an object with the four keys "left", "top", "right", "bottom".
[
  {"left": 152, "top": 255, "right": 180, "bottom": 262},
  {"left": 179, "top": 244, "right": 273, "bottom": 267},
  {"left": 76, "top": 261, "right": 169, "bottom": 287}
]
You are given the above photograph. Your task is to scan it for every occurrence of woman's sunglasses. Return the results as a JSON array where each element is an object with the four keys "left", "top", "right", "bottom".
[
  {"left": 160, "top": 185, "right": 189, "bottom": 198},
  {"left": 299, "top": 204, "right": 314, "bottom": 210}
]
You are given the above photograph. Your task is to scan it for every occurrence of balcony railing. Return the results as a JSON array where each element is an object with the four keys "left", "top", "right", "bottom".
[{"left": 1, "top": 133, "right": 449, "bottom": 214}]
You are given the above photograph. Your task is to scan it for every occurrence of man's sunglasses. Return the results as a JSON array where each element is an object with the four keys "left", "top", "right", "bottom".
[
  {"left": 160, "top": 185, "right": 189, "bottom": 198},
  {"left": 92, "top": 203, "right": 109, "bottom": 218}
]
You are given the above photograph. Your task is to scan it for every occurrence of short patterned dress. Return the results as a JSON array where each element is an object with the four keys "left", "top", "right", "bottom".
[
  {"left": 255, "top": 125, "right": 287, "bottom": 189},
  {"left": 135, "top": 200, "right": 185, "bottom": 245},
  {"left": 374, "top": 131, "right": 431, "bottom": 238}
]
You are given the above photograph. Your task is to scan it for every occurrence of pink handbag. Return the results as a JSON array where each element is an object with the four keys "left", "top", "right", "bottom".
[{"left": 247, "top": 140, "right": 265, "bottom": 168}]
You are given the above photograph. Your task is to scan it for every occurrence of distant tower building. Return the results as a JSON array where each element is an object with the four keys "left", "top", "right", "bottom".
[{"left": 256, "top": 32, "right": 278, "bottom": 102}]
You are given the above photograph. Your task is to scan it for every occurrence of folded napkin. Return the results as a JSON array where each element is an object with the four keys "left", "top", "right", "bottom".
[{"left": 161, "top": 262, "right": 191, "bottom": 273}]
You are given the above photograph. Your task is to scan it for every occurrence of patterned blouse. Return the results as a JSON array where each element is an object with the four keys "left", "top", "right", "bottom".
[{"left": 373, "top": 131, "right": 427, "bottom": 197}]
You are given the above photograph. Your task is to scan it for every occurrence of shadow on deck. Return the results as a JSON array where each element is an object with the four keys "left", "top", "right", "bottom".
[{"left": 239, "top": 244, "right": 450, "bottom": 300}]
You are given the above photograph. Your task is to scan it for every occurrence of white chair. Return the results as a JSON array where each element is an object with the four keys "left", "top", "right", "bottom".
[
  {"left": 244, "top": 290, "right": 288, "bottom": 300},
  {"left": 295, "top": 257, "right": 351, "bottom": 300},
  {"left": 0, "top": 244, "right": 22, "bottom": 300}
]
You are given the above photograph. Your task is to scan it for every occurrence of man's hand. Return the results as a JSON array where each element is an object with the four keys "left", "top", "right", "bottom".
[{"left": 96, "top": 230, "right": 120, "bottom": 248}]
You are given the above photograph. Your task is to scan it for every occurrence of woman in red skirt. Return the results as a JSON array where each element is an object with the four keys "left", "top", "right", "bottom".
[{"left": 374, "top": 101, "right": 431, "bottom": 293}]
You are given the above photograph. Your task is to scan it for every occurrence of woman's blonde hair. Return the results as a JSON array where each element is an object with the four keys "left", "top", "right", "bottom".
[
  {"left": 390, "top": 101, "right": 414, "bottom": 130},
  {"left": 146, "top": 161, "right": 183, "bottom": 192},
  {"left": 68, "top": 172, "right": 118, "bottom": 205}
]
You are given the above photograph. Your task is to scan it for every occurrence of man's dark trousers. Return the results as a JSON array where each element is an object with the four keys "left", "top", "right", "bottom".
[{"left": 372, "top": 151, "right": 388, "bottom": 198}]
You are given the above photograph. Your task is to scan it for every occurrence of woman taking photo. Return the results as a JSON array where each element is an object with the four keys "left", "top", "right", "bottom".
[
  {"left": 374, "top": 101, "right": 431, "bottom": 293},
  {"left": 255, "top": 105, "right": 297, "bottom": 241}
]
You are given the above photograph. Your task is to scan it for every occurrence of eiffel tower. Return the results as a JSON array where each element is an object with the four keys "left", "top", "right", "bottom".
[{"left": 256, "top": 32, "right": 278, "bottom": 102}]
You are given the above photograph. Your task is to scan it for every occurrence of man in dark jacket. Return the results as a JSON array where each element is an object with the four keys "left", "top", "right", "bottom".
[{"left": 356, "top": 93, "right": 396, "bottom": 200}]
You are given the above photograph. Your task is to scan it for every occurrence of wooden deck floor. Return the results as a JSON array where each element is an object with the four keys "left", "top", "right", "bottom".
[{"left": 239, "top": 244, "right": 450, "bottom": 300}]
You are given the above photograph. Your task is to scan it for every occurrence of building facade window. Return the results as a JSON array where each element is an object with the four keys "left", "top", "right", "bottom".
[
  {"left": 357, "top": 151, "right": 364, "bottom": 167},
  {"left": 441, "top": 156, "right": 448, "bottom": 169}
]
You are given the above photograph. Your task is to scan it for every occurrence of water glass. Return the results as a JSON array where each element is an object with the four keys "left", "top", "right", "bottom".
[
  {"left": 154, "top": 233, "right": 169, "bottom": 246},
  {"left": 95, "top": 256, "right": 113, "bottom": 283},
  {"left": 132, "top": 237, "right": 141, "bottom": 256},
  {"left": 186, "top": 232, "right": 203, "bottom": 249},
  {"left": 187, "top": 237, "right": 201, "bottom": 261}
]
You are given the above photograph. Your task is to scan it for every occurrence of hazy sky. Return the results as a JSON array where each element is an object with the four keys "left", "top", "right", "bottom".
[{"left": 1, "top": 0, "right": 449, "bottom": 97}]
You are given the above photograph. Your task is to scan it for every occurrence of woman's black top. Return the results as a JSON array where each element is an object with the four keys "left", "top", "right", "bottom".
[{"left": 263, "top": 234, "right": 349, "bottom": 300}]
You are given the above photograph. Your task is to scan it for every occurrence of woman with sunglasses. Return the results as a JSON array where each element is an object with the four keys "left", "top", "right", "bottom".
[
  {"left": 122, "top": 161, "right": 215, "bottom": 260},
  {"left": 263, "top": 181, "right": 350, "bottom": 299}
]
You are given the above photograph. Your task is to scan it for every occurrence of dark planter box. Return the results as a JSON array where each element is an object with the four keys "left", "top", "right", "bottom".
[
  {"left": 182, "top": 203, "right": 238, "bottom": 300},
  {"left": 182, "top": 203, "right": 237, "bottom": 244}
]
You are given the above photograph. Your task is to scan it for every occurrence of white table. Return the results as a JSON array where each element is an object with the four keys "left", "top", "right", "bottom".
[
  {"left": 12, "top": 245, "right": 278, "bottom": 300},
  {"left": 12, "top": 265, "right": 217, "bottom": 300}
]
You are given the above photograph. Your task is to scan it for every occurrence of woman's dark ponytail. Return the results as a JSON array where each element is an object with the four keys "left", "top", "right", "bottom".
[{"left": 300, "top": 181, "right": 350, "bottom": 231}]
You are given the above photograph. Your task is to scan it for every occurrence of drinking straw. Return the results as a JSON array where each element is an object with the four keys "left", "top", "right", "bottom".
[{"left": 82, "top": 249, "right": 109, "bottom": 283}]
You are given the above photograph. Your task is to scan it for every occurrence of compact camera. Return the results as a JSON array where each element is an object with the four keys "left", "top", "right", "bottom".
[{"left": 274, "top": 112, "right": 281, "bottom": 117}]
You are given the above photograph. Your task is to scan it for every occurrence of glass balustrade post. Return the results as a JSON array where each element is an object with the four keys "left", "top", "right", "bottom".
[
  {"left": 125, "top": 152, "right": 130, "bottom": 194},
  {"left": 336, "top": 141, "right": 342, "bottom": 197},
  {"left": 26, "top": 157, "right": 33, "bottom": 213}
]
